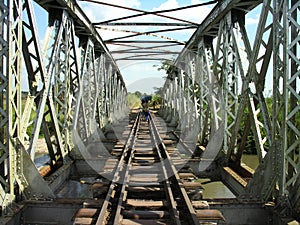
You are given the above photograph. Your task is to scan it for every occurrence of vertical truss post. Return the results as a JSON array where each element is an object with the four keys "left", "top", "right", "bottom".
[
  {"left": 74, "top": 38, "right": 96, "bottom": 142},
  {"left": 0, "top": 0, "right": 9, "bottom": 205},
  {"left": 113, "top": 77, "right": 118, "bottom": 120},
  {"left": 111, "top": 71, "right": 117, "bottom": 121},
  {"left": 190, "top": 54, "right": 199, "bottom": 126},
  {"left": 177, "top": 69, "right": 183, "bottom": 123},
  {"left": 51, "top": 12, "right": 79, "bottom": 157},
  {"left": 185, "top": 54, "right": 194, "bottom": 128},
  {"left": 239, "top": 1, "right": 299, "bottom": 210},
  {"left": 168, "top": 77, "right": 174, "bottom": 122},
  {"left": 226, "top": 11, "right": 250, "bottom": 162},
  {"left": 273, "top": 0, "right": 300, "bottom": 214},
  {"left": 238, "top": 0, "right": 278, "bottom": 202},
  {"left": 123, "top": 86, "right": 128, "bottom": 113},
  {"left": 94, "top": 55, "right": 102, "bottom": 128},
  {"left": 273, "top": 0, "right": 286, "bottom": 198},
  {"left": 230, "top": 11, "right": 253, "bottom": 162},
  {"left": 165, "top": 76, "right": 172, "bottom": 122},
  {"left": 177, "top": 67, "right": 185, "bottom": 128},
  {"left": 164, "top": 78, "right": 171, "bottom": 121},
  {"left": 102, "top": 60, "right": 109, "bottom": 124},
  {"left": 97, "top": 54, "right": 105, "bottom": 128},
  {"left": 0, "top": 0, "right": 57, "bottom": 207},
  {"left": 0, "top": 0, "right": 17, "bottom": 212},
  {"left": 121, "top": 79, "right": 128, "bottom": 118},
  {"left": 26, "top": 9, "right": 76, "bottom": 162},
  {"left": 173, "top": 74, "right": 179, "bottom": 125},
  {"left": 181, "top": 68, "right": 188, "bottom": 128},
  {"left": 115, "top": 75, "right": 120, "bottom": 120},
  {"left": 248, "top": 0, "right": 273, "bottom": 163},
  {"left": 213, "top": 12, "right": 240, "bottom": 156},
  {"left": 184, "top": 62, "right": 191, "bottom": 128},
  {"left": 106, "top": 63, "right": 112, "bottom": 122},
  {"left": 7, "top": 0, "right": 23, "bottom": 205},
  {"left": 161, "top": 81, "right": 168, "bottom": 118},
  {"left": 93, "top": 56, "right": 100, "bottom": 130},
  {"left": 197, "top": 39, "right": 209, "bottom": 145},
  {"left": 284, "top": 0, "right": 299, "bottom": 204},
  {"left": 116, "top": 79, "right": 122, "bottom": 120},
  {"left": 170, "top": 68, "right": 182, "bottom": 125},
  {"left": 110, "top": 70, "right": 115, "bottom": 121},
  {"left": 168, "top": 78, "right": 174, "bottom": 122}
]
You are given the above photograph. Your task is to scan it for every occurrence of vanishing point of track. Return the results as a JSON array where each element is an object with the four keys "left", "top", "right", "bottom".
[
  {"left": 96, "top": 111, "right": 198, "bottom": 224},
  {"left": 72, "top": 111, "right": 224, "bottom": 225}
]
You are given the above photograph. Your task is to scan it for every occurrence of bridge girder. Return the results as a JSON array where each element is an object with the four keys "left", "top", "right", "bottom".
[
  {"left": 0, "top": 0, "right": 298, "bottom": 222},
  {"left": 0, "top": 0, "right": 128, "bottom": 214},
  {"left": 160, "top": 0, "right": 299, "bottom": 219}
]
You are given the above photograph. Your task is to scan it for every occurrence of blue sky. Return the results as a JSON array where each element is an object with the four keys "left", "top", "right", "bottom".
[{"left": 33, "top": 0, "right": 262, "bottom": 94}]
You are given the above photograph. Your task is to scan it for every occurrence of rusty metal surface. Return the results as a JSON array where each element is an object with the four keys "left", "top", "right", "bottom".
[
  {"left": 2, "top": 111, "right": 277, "bottom": 225},
  {"left": 86, "top": 112, "right": 209, "bottom": 224}
]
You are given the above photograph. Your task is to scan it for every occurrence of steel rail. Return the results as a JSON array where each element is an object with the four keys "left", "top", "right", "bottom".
[
  {"left": 149, "top": 114, "right": 200, "bottom": 225},
  {"left": 111, "top": 112, "right": 144, "bottom": 224},
  {"left": 112, "top": 113, "right": 181, "bottom": 224},
  {"left": 92, "top": 112, "right": 201, "bottom": 224},
  {"left": 95, "top": 112, "right": 141, "bottom": 224},
  {"left": 147, "top": 116, "right": 181, "bottom": 225}
]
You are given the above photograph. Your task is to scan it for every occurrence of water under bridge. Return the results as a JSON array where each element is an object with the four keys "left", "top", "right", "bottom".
[{"left": 0, "top": 0, "right": 299, "bottom": 224}]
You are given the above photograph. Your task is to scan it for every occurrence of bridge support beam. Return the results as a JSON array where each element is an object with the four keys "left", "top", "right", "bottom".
[
  {"left": 0, "top": 0, "right": 128, "bottom": 214},
  {"left": 161, "top": 0, "right": 300, "bottom": 220}
]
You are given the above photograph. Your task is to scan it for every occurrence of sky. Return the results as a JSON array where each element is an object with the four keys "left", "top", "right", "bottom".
[
  {"left": 33, "top": 0, "right": 262, "bottom": 94},
  {"left": 77, "top": 0, "right": 220, "bottom": 93}
]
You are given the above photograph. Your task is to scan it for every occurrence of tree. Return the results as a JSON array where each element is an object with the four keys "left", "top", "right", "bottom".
[
  {"left": 153, "top": 59, "right": 175, "bottom": 73},
  {"left": 149, "top": 94, "right": 162, "bottom": 110},
  {"left": 134, "top": 91, "right": 142, "bottom": 98}
]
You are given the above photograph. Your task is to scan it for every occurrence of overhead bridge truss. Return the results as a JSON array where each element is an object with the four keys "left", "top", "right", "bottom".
[
  {"left": 160, "top": 0, "right": 299, "bottom": 218},
  {"left": 0, "top": 0, "right": 299, "bottom": 222}
]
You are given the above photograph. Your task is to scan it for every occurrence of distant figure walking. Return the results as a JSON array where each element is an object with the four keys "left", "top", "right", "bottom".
[{"left": 141, "top": 95, "right": 152, "bottom": 121}]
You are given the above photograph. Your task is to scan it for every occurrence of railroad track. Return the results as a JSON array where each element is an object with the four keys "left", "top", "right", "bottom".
[{"left": 73, "top": 111, "right": 225, "bottom": 225}]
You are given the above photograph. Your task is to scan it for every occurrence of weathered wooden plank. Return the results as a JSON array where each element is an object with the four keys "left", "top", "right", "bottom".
[
  {"left": 196, "top": 209, "right": 225, "bottom": 221},
  {"left": 126, "top": 199, "right": 164, "bottom": 207},
  {"left": 122, "top": 219, "right": 167, "bottom": 225},
  {"left": 122, "top": 210, "right": 169, "bottom": 219}
]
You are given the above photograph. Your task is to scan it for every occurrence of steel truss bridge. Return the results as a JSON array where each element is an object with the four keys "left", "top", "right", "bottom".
[{"left": 0, "top": 0, "right": 299, "bottom": 224}]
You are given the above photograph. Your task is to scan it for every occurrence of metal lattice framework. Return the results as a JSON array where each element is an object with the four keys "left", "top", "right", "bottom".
[
  {"left": 160, "top": 0, "right": 299, "bottom": 216},
  {"left": 0, "top": 0, "right": 127, "bottom": 213},
  {"left": 0, "top": 0, "right": 298, "bottom": 221}
]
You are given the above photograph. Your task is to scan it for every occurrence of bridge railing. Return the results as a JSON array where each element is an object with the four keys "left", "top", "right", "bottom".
[
  {"left": 160, "top": 0, "right": 299, "bottom": 219},
  {"left": 0, "top": 0, "right": 128, "bottom": 214}
]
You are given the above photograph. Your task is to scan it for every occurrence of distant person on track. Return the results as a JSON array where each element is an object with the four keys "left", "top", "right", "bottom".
[{"left": 141, "top": 96, "right": 151, "bottom": 121}]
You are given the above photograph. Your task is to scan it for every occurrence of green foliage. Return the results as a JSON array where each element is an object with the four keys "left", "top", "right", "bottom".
[
  {"left": 134, "top": 91, "right": 142, "bottom": 98},
  {"left": 149, "top": 94, "right": 162, "bottom": 110},
  {"left": 127, "top": 92, "right": 141, "bottom": 109},
  {"left": 127, "top": 91, "right": 163, "bottom": 110},
  {"left": 153, "top": 59, "right": 175, "bottom": 72},
  {"left": 153, "top": 59, "right": 177, "bottom": 81}
]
